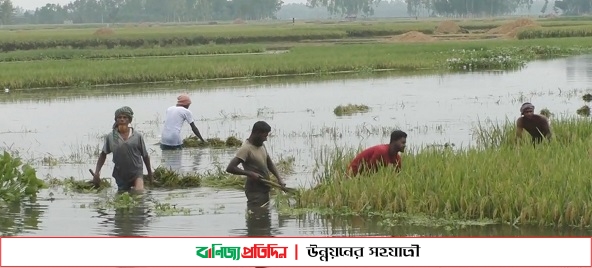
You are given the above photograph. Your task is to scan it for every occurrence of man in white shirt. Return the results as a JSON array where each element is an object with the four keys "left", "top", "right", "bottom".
[{"left": 160, "top": 94, "right": 206, "bottom": 150}]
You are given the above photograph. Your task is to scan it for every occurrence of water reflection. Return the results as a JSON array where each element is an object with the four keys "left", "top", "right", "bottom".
[
  {"left": 566, "top": 55, "right": 592, "bottom": 83},
  {"left": 95, "top": 195, "right": 151, "bottom": 236},
  {"left": 0, "top": 200, "right": 45, "bottom": 236},
  {"left": 160, "top": 148, "right": 183, "bottom": 173},
  {"left": 246, "top": 205, "right": 273, "bottom": 237}
]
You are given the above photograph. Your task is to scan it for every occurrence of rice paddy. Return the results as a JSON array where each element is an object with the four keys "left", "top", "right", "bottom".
[
  {"left": 3, "top": 17, "right": 592, "bottom": 89},
  {"left": 3, "top": 16, "right": 592, "bottom": 236},
  {"left": 182, "top": 136, "right": 243, "bottom": 148},
  {"left": 286, "top": 114, "right": 592, "bottom": 228}
]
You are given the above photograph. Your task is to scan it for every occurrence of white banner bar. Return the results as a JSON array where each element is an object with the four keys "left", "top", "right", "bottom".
[{"left": 1, "top": 237, "right": 590, "bottom": 267}]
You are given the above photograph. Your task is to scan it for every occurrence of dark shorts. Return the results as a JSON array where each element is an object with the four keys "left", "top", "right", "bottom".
[
  {"left": 160, "top": 144, "right": 183, "bottom": 150},
  {"left": 245, "top": 190, "right": 270, "bottom": 207},
  {"left": 115, "top": 175, "right": 141, "bottom": 192}
]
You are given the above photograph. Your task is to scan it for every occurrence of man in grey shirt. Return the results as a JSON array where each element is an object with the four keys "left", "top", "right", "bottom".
[{"left": 93, "top": 106, "right": 153, "bottom": 192}]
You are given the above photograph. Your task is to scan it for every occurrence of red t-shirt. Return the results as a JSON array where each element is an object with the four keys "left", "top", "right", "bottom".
[{"left": 347, "top": 144, "right": 402, "bottom": 176}]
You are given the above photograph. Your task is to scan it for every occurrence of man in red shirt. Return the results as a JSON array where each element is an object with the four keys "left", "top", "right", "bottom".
[{"left": 348, "top": 130, "right": 407, "bottom": 176}]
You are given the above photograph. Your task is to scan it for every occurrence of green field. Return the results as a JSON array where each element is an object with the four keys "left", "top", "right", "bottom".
[
  {"left": 288, "top": 115, "right": 592, "bottom": 228},
  {"left": 2, "top": 17, "right": 592, "bottom": 90}
]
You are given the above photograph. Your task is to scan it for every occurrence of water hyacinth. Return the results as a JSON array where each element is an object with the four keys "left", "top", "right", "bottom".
[{"left": 445, "top": 45, "right": 592, "bottom": 71}]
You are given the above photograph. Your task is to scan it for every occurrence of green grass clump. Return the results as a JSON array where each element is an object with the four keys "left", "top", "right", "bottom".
[
  {"left": 293, "top": 116, "right": 592, "bottom": 228},
  {"left": 182, "top": 136, "right": 243, "bottom": 148},
  {"left": 47, "top": 177, "right": 111, "bottom": 193},
  {"left": 146, "top": 166, "right": 201, "bottom": 188},
  {"left": 334, "top": 104, "right": 370, "bottom": 116}
]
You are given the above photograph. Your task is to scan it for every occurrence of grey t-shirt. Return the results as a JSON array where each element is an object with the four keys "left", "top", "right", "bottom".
[
  {"left": 234, "top": 139, "right": 271, "bottom": 193},
  {"left": 102, "top": 128, "right": 149, "bottom": 180}
]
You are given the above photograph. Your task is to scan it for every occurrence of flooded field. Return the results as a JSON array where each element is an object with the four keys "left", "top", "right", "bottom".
[{"left": 1, "top": 55, "right": 592, "bottom": 237}]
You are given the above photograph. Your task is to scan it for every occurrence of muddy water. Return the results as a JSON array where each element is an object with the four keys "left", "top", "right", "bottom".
[{"left": 1, "top": 55, "right": 592, "bottom": 237}]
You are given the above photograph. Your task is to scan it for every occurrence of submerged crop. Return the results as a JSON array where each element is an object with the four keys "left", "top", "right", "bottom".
[{"left": 288, "top": 116, "right": 592, "bottom": 228}]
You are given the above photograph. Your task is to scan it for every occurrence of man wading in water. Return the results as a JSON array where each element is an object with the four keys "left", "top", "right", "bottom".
[
  {"left": 93, "top": 106, "right": 153, "bottom": 193},
  {"left": 348, "top": 130, "right": 407, "bottom": 177},
  {"left": 516, "top": 102, "right": 552, "bottom": 144},
  {"left": 226, "top": 121, "right": 286, "bottom": 207},
  {"left": 160, "top": 94, "right": 206, "bottom": 150}
]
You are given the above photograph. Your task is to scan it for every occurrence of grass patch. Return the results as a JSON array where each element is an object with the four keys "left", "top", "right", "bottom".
[
  {"left": 146, "top": 166, "right": 201, "bottom": 188},
  {"left": 0, "top": 45, "right": 266, "bottom": 62},
  {"left": 182, "top": 136, "right": 243, "bottom": 148},
  {"left": 284, "top": 115, "right": 592, "bottom": 228},
  {"left": 518, "top": 25, "right": 592, "bottom": 39},
  {"left": 47, "top": 176, "right": 111, "bottom": 193},
  {"left": 3, "top": 37, "right": 592, "bottom": 90},
  {"left": 90, "top": 192, "right": 192, "bottom": 216},
  {"left": 333, "top": 104, "right": 370, "bottom": 116}
]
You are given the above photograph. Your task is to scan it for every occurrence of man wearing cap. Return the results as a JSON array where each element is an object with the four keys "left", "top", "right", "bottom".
[
  {"left": 93, "top": 106, "right": 153, "bottom": 192},
  {"left": 160, "top": 94, "right": 206, "bottom": 150},
  {"left": 516, "top": 102, "right": 552, "bottom": 144}
]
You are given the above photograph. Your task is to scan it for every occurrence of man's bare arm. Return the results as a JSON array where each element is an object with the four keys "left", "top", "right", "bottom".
[
  {"left": 189, "top": 122, "right": 205, "bottom": 142},
  {"left": 226, "top": 157, "right": 260, "bottom": 179}
]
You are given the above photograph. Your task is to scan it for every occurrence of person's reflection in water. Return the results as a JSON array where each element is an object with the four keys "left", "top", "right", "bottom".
[
  {"left": 160, "top": 148, "right": 183, "bottom": 174},
  {"left": 96, "top": 193, "right": 151, "bottom": 237},
  {"left": 246, "top": 204, "right": 272, "bottom": 268},
  {"left": 246, "top": 204, "right": 272, "bottom": 237}
]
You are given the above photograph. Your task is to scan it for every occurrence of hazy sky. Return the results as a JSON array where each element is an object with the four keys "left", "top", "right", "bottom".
[{"left": 17, "top": 0, "right": 307, "bottom": 10}]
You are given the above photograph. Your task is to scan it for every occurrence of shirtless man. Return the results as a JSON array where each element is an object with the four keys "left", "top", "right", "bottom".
[{"left": 516, "top": 102, "right": 552, "bottom": 144}]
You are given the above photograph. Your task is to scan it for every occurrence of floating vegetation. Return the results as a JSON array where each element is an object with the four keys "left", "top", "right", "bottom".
[
  {"left": 446, "top": 47, "right": 526, "bottom": 71},
  {"left": 288, "top": 116, "right": 592, "bottom": 227},
  {"left": 90, "top": 192, "right": 192, "bottom": 216},
  {"left": 146, "top": 166, "right": 201, "bottom": 188},
  {"left": 202, "top": 174, "right": 245, "bottom": 190},
  {"left": 0, "top": 151, "right": 46, "bottom": 203},
  {"left": 577, "top": 105, "right": 590, "bottom": 117},
  {"left": 47, "top": 176, "right": 111, "bottom": 193},
  {"left": 333, "top": 104, "right": 370, "bottom": 116},
  {"left": 583, "top": 93, "right": 592, "bottom": 102},
  {"left": 182, "top": 136, "right": 243, "bottom": 148},
  {"left": 445, "top": 46, "right": 592, "bottom": 71}
]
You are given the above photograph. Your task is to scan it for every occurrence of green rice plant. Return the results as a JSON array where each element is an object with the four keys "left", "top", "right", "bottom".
[
  {"left": 0, "top": 45, "right": 266, "bottom": 62},
  {"left": 4, "top": 37, "right": 592, "bottom": 90},
  {"left": 517, "top": 26, "right": 592, "bottom": 39},
  {"left": 333, "top": 104, "right": 370, "bottom": 116},
  {"left": 182, "top": 136, "right": 242, "bottom": 148},
  {"left": 0, "top": 151, "right": 47, "bottom": 203},
  {"left": 0, "top": 23, "right": 436, "bottom": 51},
  {"left": 47, "top": 176, "right": 111, "bottom": 193},
  {"left": 146, "top": 166, "right": 201, "bottom": 188},
  {"left": 294, "top": 116, "right": 592, "bottom": 227}
]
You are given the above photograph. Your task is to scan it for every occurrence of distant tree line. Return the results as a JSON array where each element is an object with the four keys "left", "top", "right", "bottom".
[
  {"left": 404, "top": 0, "right": 592, "bottom": 17},
  {"left": 1, "top": 0, "right": 590, "bottom": 25},
  {"left": 15, "top": 0, "right": 284, "bottom": 24}
]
